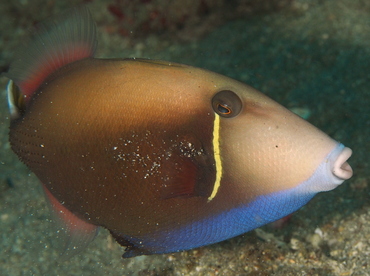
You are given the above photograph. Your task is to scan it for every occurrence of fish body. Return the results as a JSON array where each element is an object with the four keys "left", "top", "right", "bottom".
[{"left": 5, "top": 7, "right": 353, "bottom": 258}]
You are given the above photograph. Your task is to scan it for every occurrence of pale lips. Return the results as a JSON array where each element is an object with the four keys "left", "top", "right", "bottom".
[{"left": 332, "top": 146, "right": 353, "bottom": 180}]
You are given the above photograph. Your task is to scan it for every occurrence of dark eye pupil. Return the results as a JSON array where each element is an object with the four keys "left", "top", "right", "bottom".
[
  {"left": 217, "top": 104, "right": 231, "bottom": 114},
  {"left": 212, "top": 90, "right": 242, "bottom": 118}
]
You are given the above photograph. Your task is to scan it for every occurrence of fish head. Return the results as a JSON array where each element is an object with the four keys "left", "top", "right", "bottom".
[{"left": 196, "top": 69, "right": 353, "bottom": 199}]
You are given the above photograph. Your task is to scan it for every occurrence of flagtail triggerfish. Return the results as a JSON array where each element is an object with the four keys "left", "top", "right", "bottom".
[{"left": 5, "top": 7, "right": 353, "bottom": 258}]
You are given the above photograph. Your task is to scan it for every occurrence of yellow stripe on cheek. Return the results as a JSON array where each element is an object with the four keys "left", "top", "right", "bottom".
[{"left": 208, "top": 114, "right": 222, "bottom": 202}]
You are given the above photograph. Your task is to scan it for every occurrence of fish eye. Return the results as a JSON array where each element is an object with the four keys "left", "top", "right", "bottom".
[{"left": 212, "top": 90, "right": 242, "bottom": 118}]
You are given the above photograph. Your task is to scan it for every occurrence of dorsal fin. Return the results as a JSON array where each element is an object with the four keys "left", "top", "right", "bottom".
[{"left": 4, "top": 6, "right": 97, "bottom": 102}]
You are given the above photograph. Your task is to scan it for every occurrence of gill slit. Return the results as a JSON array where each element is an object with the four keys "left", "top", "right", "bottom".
[{"left": 208, "top": 114, "right": 222, "bottom": 202}]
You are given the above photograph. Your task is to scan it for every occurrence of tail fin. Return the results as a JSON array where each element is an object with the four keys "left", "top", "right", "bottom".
[{"left": 4, "top": 6, "right": 97, "bottom": 101}]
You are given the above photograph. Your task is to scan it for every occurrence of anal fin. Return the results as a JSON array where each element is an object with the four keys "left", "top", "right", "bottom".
[{"left": 42, "top": 185, "right": 98, "bottom": 258}]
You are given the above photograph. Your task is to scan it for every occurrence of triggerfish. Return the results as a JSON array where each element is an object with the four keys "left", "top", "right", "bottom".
[{"left": 5, "top": 7, "right": 353, "bottom": 258}]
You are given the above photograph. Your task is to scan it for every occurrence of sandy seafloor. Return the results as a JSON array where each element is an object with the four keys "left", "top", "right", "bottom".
[{"left": 0, "top": 0, "right": 369, "bottom": 275}]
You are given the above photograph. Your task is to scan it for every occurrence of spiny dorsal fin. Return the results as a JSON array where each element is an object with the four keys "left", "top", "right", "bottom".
[{"left": 4, "top": 6, "right": 97, "bottom": 101}]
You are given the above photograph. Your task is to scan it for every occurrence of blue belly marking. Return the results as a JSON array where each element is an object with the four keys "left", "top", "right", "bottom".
[{"left": 123, "top": 144, "right": 343, "bottom": 257}]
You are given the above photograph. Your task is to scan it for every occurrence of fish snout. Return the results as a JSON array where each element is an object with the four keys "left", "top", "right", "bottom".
[
  {"left": 327, "top": 144, "right": 353, "bottom": 185},
  {"left": 331, "top": 146, "right": 353, "bottom": 183}
]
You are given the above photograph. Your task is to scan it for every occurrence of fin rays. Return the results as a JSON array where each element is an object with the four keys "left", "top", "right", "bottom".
[{"left": 4, "top": 6, "right": 97, "bottom": 99}]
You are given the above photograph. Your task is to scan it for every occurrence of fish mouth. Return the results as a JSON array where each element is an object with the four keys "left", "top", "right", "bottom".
[
  {"left": 329, "top": 145, "right": 353, "bottom": 185},
  {"left": 307, "top": 144, "right": 353, "bottom": 193},
  {"left": 332, "top": 146, "right": 353, "bottom": 181}
]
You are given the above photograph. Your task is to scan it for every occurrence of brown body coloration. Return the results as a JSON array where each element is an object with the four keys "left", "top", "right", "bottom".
[
  {"left": 9, "top": 57, "right": 337, "bottom": 252},
  {"left": 6, "top": 7, "right": 352, "bottom": 257},
  {"left": 9, "top": 58, "right": 259, "bottom": 241}
]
